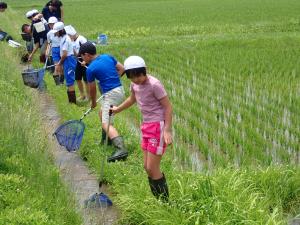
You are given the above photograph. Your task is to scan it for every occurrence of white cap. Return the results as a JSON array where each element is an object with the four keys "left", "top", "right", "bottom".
[
  {"left": 64, "top": 25, "right": 77, "bottom": 36},
  {"left": 52, "top": 21, "right": 64, "bottom": 32},
  {"left": 26, "top": 9, "right": 39, "bottom": 18},
  {"left": 124, "top": 56, "right": 146, "bottom": 70},
  {"left": 26, "top": 10, "right": 34, "bottom": 18},
  {"left": 31, "top": 9, "right": 39, "bottom": 14},
  {"left": 48, "top": 16, "right": 58, "bottom": 24}
]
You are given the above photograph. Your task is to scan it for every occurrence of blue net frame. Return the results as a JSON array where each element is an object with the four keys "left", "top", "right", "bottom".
[{"left": 53, "top": 120, "right": 85, "bottom": 152}]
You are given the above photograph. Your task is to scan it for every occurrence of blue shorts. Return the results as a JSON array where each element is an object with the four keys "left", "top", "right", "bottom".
[
  {"left": 52, "top": 47, "right": 60, "bottom": 62},
  {"left": 63, "top": 56, "right": 76, "bottom": 87}
]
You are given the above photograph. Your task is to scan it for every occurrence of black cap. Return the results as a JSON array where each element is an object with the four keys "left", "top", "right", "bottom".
[{"left": 79, "top": 41, "right": 96, "bottom": 55}]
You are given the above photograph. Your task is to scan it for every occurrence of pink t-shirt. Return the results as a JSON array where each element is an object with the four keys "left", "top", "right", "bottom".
[{"left": 130, "top": 75, "right": 167, "bottom": 122}]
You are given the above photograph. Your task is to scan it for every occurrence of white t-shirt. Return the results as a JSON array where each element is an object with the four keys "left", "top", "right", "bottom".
[
  {"left": 60, "top": 35, "right": 74, "bottom": 57},
  {"left": 73, "top": 35, "right": 87, "bottom": 55},
  {"left": 47, "top": 30, "right": 61, "bottom": 48}
]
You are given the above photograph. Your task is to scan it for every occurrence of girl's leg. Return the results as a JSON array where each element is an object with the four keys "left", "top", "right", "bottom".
[
  {"left": 144, "top": 151, "right": 162, "bottom": 179},
  {"left": 145, "top": 151, "right": 169, "bottom": 202}
]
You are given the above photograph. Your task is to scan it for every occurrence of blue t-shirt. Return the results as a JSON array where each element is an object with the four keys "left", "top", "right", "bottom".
[{"left": 86, "top": 54, "right": 122, "bottom": 94}]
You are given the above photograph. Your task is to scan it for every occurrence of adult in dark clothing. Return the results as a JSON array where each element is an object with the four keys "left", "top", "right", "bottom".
[
  {"left": 45, "top": 0, "right": 63, "bottom": 21},
  {"left": 42, "top": 3, "right": 60, "bottom": 22}
]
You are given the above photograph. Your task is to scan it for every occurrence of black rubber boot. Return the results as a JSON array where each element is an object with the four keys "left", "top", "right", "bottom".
[
  {"left": 107, "top": 136, "right": 128, "bottom": 163},
  {"left": 53, "top": 75, "right": 61, "bottom": 85},
  {"left": 47, "top": 56, "right": 54, "bottom": 74},
  {"left": 60, "top": 74, "right": 64, "bottom": 85},
  {"left": 67, "top": 90, "right": 76, "bottom": 104},
  {"left": 101, "top": 128, "right": 112, "bottom": 146},
  {"left": 148, "top": 174, "right": 169, "bottom": 202}
]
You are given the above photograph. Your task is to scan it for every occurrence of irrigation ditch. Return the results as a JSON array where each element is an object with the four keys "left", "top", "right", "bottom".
[{"left": 34, "top": 90, "right": 119, "bottom": 225}]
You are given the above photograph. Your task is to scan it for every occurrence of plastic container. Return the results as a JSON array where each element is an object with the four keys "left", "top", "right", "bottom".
[
  {"left": 97, "top": 34, "right": 107, "bottom": 45},
  {"left": 33, "top": 21, "right": 46, "bottom": 33}
]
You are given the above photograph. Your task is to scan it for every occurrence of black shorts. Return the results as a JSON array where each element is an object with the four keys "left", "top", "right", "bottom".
[{"left": 75, "top": 61, "right": 87, "bottom": 81}]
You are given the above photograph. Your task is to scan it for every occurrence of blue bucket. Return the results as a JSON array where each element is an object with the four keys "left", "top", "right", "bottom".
[{"left": 98, "top": 34, "right": 107, "bottom": 45}]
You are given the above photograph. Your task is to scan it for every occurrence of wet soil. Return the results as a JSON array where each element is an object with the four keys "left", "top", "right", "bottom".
[{"left": 35, "top": 91, "right": 119, "bottom": 225}]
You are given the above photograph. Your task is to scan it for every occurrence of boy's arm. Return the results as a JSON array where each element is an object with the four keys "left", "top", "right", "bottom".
[
  {"left": 115, "top": 62, "right": 125, "bottom": 77},
  {"left": 58, "top": 50, "right": 67, "bottom": 65},
  {"left": 45, "top": 42, "right": 51, "bottom": 58},
  {"left": 112, "top": 94, "right": 136, "bottom": 114},
  {"left": 89, "top": 81, "right": 97, "bottom": 108},
  {"left": 28, "top": 42, "right": 40, "bottom": 61},
  {"left": 160, "top": 96, "right": 173, "bottom": 145}
]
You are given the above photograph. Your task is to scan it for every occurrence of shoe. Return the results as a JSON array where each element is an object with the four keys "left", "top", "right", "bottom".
[
  {"left": 107, "top": 136, "right": 128, "bottom": 162},
  {"left": 107, "top": 149, "right": 128, "bottom": 162},
  {"left": 148, "top": 173, "right": 169, "bottom": 202},
  {"left": 59, "top": 74, "right": 64, "bottom": 85},
  {"left": 53, "top": 75, "right": 60, "bottom": 85},
  {"left": 67, "top": 90, "right": 76, "bottom": 104}
]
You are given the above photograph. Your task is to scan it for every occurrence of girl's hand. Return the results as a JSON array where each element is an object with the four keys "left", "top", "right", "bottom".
[{"left": 164, "top": 129, "right": 172, "bottom": 145}]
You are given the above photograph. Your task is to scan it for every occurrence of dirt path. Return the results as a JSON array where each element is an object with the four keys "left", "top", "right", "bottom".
[{"left": 36, "top": 91, "right": 119, "bottom": 225}]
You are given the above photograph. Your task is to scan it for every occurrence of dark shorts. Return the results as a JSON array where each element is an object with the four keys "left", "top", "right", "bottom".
[{"left": 75, "top": 61, "right": 87, "bottom": 82}]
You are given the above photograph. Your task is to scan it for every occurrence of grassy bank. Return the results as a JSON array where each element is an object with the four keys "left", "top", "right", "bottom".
[{"left": 0, "top": 43, "right": 81, "bottom": 224}]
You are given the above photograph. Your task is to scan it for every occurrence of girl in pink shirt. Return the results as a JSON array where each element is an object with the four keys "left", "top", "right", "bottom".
[{"left": 112, "top": 56, "right": 172, "bottom": 202}]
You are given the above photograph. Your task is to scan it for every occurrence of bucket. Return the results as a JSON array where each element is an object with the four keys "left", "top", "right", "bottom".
[
  {"left": 21, "top": 68, "right": 44, "bottom": 88},
  {"left": 98, "top": 34, "right": 107, "bottom": 45}
]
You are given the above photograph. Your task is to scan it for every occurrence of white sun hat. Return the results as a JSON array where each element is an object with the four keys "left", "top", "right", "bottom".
[
  {"left": 124, "top": 56, "right": 146, "bottom": 70},
  {"left": 64, "top": 25, "right": 77, "bottom": 36},
  {"left": 52, "top": 21, "right": 65, "bottom": 32},
  {"left": 48, "top": 16, "right": 58, "bottom": 24},
  {"left": 31, "top": 9, "right": 39, "bottom": 14},
  {"left": 25, "top": 10, "right": 34, "bottom": 18}
]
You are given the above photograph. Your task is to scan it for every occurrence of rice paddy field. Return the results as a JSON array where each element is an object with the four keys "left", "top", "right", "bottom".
[{"left": 1, "top": 0, "right": 300, "bottom": 224}]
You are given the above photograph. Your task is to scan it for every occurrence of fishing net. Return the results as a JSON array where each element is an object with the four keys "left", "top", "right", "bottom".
[
  {"left": 21, "top": 68, "right": 46, "bottom": 88},
  {"left": 53, "top": 120, "right": 85, "bottom": 152}
]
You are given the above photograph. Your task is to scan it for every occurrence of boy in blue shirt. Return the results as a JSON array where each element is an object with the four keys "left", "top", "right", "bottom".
[{"left": 79, "top": 42, "right": 128, "bottom": 162}]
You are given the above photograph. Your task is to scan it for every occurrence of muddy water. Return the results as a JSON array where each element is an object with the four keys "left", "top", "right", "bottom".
[{"left": 36, "top": 92, "right": 119, "bottom": 225}]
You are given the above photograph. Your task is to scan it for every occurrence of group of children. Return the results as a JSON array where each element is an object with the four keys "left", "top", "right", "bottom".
[{"left": 20, "top": 0, "right": 173, "bottom": 202}]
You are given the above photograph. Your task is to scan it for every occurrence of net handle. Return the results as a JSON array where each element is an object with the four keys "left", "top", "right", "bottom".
[
  {"left": 79, "top": 95, "right": 103, "bottom": 121},
  {"left": 99, "top": 105, "right": 113, "bottom": 188}
]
